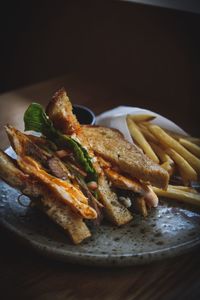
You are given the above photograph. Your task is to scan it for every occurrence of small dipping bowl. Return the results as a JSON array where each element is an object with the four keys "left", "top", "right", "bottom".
[{"left": 72, "top": 105, "right": 96, "bottom": 125}]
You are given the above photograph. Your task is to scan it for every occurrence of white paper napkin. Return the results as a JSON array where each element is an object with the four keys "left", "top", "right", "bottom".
[{"left": 96, "top": 106, "right": 188, "bottom": 143}]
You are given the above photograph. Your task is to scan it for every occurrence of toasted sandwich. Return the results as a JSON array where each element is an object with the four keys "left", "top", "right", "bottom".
[
  {"left": 45, "top": 89, "right": 133, "bottom": 226},
  {"left": 82, "top": 126, "right": 169, "bottom": 189},
  {"left": 0, "top": 149, "right": 91, "bottom": 244},
  {"left": 0, "top": 88, "right": 169, "bottom": 244}
]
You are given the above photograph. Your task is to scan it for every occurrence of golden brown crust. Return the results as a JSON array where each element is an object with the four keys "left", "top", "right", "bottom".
[
  {"left": 2, "top": 130, "right": 92, "bottom": 244},
  {"left": 0, "top": 149, "right": 28, "bottom": 189},
  {"left": 46, "top": 88, "right": 81, "bottom": 135},
  {"left": 82, "top": 126, "right": 169, "bottom": 189},
  {"left": 46, "top": 89, "right": 134, "bottom": 225},
  {"left": 98, "top": 174, "right": 133, "bottom": 225},
  {"left": 36, "top": 195, "right": 91, "bottom": 244}
]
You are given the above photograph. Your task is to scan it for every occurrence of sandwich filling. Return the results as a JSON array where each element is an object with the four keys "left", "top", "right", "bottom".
[{"left": 0, "top": 88, "right": 172, "bottom": 244}]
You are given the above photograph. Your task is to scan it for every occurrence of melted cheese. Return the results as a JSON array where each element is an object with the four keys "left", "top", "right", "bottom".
[{"left": 18, "top": 156, "right": 97, "bottom": 219}]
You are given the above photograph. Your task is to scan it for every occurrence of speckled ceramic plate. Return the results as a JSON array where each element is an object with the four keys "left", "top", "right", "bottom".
[{"left": 0, "top": 148, "right": 200, "bottom": 266}]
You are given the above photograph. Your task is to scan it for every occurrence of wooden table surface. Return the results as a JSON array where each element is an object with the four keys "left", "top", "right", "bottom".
[{"left": 0, "top": 75, "right": 200, "bottom": 300}]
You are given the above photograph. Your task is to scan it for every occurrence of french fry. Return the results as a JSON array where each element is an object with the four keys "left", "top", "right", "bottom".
[
  {"left": 127, "top": 116, "right": 159, "bottom": 163},
  {"left": 185, "top": 136, "right": 200, "bottom": 146},
  {"left": 164, "top": 129, "right": 188, "bottom": 140},
  {"left": 138, "top": 123, "right": 158, "bottom": 143},
  {"left": 149, "top": 142, "right": 173, "bottom": 164},
  {"left": 166, "top": 148, "right": 197, "bottom": 183},
  {"left": 170, "top": 185, "right": 198, "bottom": 193},
  {"left": 148, "top": 125, "right": 200, "bottom": 174},
  {"left": 179, "top": 138, "right": 200, "bottom": 158},
  {"left": 152, "top": 185, "right": 200, "bottom": 207},
  {"left": 136, "top": 196, "right": 148, "bottom": 218},
  {"left": 148, "top": 142, "right": 174, "bottom": 175},
  {"left": 128, "top": 114, "right": 156, "bottom": 123},
  {"left": 165, "top": 130, "right": 200, "bottom": 145}
]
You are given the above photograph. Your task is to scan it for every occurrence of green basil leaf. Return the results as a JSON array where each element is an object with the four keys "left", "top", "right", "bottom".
[{"left": 24, "top": 103, "right": 97, "bottom": 181}]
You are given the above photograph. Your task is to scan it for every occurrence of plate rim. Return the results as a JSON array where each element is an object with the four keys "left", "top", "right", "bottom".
[
  {"left": 1, "top": 179, "right": 200, "bottom": 267},
  {"left": 1, "top": 214, "right": 200, "bottom": 267},
  {"left": 1, "top": 118, "right": 200, "bottom": 267}
]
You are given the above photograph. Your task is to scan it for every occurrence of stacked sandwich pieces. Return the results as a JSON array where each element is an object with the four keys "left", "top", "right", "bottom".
[{"left": 0, "top": 89, "right": 169, "bottom": 244}]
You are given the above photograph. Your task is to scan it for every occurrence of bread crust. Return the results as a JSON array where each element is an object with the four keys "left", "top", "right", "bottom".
[
  {"left": 47, "top": 89, "right": 134, "bottom": 225},
  {"left": 82, "top": 126, "right": 169, "bottom": 189}
]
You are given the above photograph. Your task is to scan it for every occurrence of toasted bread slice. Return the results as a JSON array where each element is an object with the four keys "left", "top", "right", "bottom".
[
  {"left": 82, "top": 126, "right": 169, "bottom": 189},
  {"left": 46, "top": 88, "right": 81, "bottom": 135},
  {"left": 35, "top": 195, "right": 91, "bottom": 244},
  {"left": 46, "top": 89, "right": 133, "bottom": 225},
  {"left": 0, "top": 149, "right": 28, "bottom": 189},
  {"left": 0, "top": 145, "right": 91, "bottom": 244},
  {"left": 98, "top": 174, "right": 133, "bottom": 225}
]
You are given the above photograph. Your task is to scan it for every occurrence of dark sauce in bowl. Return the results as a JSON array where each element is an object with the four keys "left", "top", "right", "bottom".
[{"left": 72, "top": 105, "right": 95, "bottom": 125}]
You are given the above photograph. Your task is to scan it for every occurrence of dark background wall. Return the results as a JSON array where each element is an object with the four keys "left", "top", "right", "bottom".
[{"left": 1, "top": 1, "right": 200, "bottom": 134}]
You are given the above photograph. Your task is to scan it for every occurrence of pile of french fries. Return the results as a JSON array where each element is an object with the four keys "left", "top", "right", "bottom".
[{"left": 126, "top": 114, "right": 200, "bottom": 207}]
